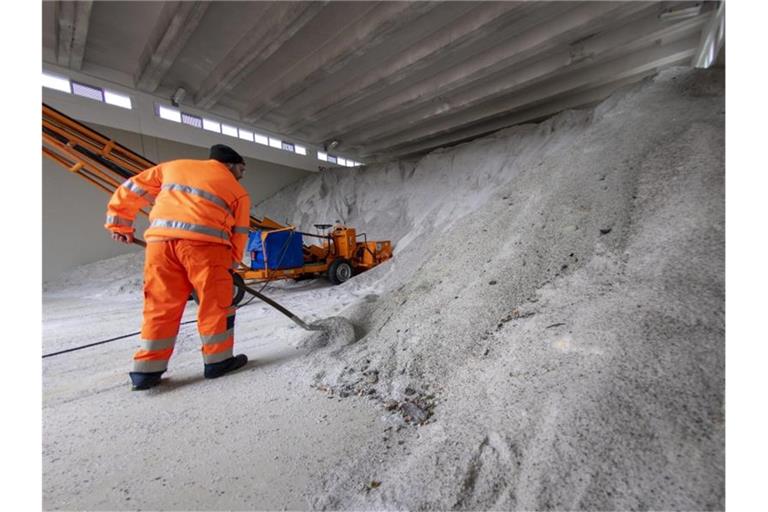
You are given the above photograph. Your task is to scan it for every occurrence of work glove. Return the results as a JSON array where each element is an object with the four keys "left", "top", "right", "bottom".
[{"left": 111, "top": 232, "right": 135, "bottom": 244}]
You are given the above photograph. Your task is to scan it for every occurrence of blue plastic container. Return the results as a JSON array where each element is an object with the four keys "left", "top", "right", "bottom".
[{"left": 247, "top": 229, "right": 304, "bottom": 270}]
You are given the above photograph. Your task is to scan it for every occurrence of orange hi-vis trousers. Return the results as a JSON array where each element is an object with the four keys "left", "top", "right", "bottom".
[{"left": 133, "top": 239, "right": 236, "bottom": 373}]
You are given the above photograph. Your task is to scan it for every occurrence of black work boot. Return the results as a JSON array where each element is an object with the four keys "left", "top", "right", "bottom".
[
  {"left": 204, "top": 354, "right": 248, "bottom": 379},
  {"left": 129, "top": 371, "right": 164, "bottom": 390}
]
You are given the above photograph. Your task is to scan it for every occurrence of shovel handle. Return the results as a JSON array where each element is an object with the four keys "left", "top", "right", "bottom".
[{"left": 241, "top": 283, "right": 324, "bottom": 332}]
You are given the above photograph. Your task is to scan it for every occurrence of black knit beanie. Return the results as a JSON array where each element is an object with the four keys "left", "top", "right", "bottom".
[{"left": 209, "top": 144, "right": 244, "bottom": 164}]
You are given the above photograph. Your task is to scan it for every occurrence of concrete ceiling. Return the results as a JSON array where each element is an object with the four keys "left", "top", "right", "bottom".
[{"left": 43, "top": 1, "right": 722, "bottom": 162}]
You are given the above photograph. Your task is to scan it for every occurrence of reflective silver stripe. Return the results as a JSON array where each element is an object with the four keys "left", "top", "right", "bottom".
[
  {"left": 150, "top": 219, "right": 229, "bottom": 241},
  {"left": 106, "top": 215, "right": 133, "bottom": 227},
  {"left": 140, "top": 336, "right": 176, "bottom": 351},
  {"left": 131, "top": 359, "right": 169, "bottom": 373},
  {"left": 122, "top": 179, "right": 156, "bottom": 204},
  {"left": 203, "top": 347, "right": 234, "bottom": 364},
  {"left": 162, "top": 183, "right": 232, "bottom": 215},
  {"left": 233, "top": 226, "right": 250, "bottom": 234},
  {"left": 122, "top": 179, "right": 150, "bottom": 197},
  {"left": 200, "top": 329, "right": 234, "bottom": 346}
]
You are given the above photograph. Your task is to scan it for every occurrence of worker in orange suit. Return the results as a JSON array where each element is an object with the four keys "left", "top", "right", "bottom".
[{"left": 105, "top": 144, "right": 251, "bottom": 390}]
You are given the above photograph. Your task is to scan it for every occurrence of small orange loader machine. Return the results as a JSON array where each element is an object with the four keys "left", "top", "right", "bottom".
[
  {"left": 42, "top": 103, "right": 393, "bottom": 303},
  {"left": 242, "top": 222, "right": 392, "bottom": 285}
]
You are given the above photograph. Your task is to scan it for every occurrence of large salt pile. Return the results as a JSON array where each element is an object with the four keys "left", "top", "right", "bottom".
[{"left": 255, "top": 67, "right": 724, "bottom": 510}]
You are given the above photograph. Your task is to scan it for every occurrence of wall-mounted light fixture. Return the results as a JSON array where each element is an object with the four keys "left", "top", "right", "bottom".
[{"left": 171, "top": 87, "right": 186, "bottom": 107}]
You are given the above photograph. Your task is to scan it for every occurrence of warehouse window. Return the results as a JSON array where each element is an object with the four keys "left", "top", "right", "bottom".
[
  {"left": 43, "top": 73, "right": 133, "bottom": 110},
  {"left": 72, "top": 81, "right": 104, "bottom": 102},
  {"left": 202, "top": 118, "right": 220, "bottom": 133},
  {"left": 104, "top": 91, "right": 132, "bottom": 109},
  {"left": 221, "top": 124, "right": 238, "bottom": 137},
  {"left": 239, "top": 129, "right": 254, "bottom": 142},
  {"left": 42, "top": 72, "right": 71, "bottom": 93},
  {"left": 47, "top": 70, "right": 310, "bottom": 158},
  {"left": 318, "top": 153, "right": 361, "bottom": 166},
  {"left": 149, "top": 101, "right": 313, "bottom": 158},
  {"left": 181, "top": 112, "right": 202, "bottom": 128},
  {"left": 157, "top": 104, "right": 181, "bottom": 123}
]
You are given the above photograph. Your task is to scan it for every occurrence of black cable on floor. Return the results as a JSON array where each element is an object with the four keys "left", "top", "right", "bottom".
[
  {"left": 41, "top": 281, "right": 274, "bottom": 359},
  {"left": 41, "top": 319, "right": 198, "bottom": 359}
]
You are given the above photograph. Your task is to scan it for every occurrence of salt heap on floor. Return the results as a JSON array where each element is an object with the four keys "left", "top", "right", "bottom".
[{"left": 255, "top": 67, "right": 724, "bottom": 510}]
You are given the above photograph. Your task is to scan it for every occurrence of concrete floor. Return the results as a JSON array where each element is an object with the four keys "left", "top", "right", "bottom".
[{"left": 43, "top": 280, "right": 390, "bottom": 510}]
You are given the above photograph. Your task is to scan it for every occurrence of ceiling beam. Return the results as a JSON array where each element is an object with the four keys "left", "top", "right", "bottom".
[
  {"left": 377, "top": 67, "right": 676, "bottom": 161},
  {"left": 135, "top": 1, "right": 211, "bottom": 92},
  {"left": 337, "top": 10, "right": 705, "bottom": 147},
  {"left": 279, "top": 1, "right": 545, "bottom": 133},
  {"left": 359, "top": 35, "right": 699, "bottom": 156},
  {"left": 56, "top": 1, "right": 93, "bottom": 70},
  {"left": 193, "top": 1, "right": 328, "bottom": 109},
  {"left": 241, "top": 1, "right": 440, "bottom": 124},
  {"left": 692, "top": 1, "right": 725, "bottom": 68},
  {"left": 305, "top": 1, "right": 651, "bottom": 143}
]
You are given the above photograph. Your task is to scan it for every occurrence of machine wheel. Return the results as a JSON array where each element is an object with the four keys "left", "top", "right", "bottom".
[
  {"left": 328, "top": 259, "right": 353, "bottom": 285},
  {"left": 192, "top": 272, "right": 247, "bottom": 306}
]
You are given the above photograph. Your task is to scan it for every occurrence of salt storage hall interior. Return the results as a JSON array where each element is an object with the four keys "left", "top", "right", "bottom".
[{"left": 39, "top": 2, "right": 727, "bottom": 511}]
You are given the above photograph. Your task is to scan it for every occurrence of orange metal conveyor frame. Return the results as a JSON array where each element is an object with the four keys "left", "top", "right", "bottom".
[{"left": 42, "top": 102, "right": 284, "bottom": 231}]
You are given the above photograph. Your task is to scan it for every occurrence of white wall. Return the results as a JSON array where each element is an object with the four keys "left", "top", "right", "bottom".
[{"left": 43, "top": 122, "right": 311, "bottom": 281}]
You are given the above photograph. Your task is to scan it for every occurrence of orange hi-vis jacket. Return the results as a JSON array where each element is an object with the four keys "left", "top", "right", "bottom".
[{"left": 105, "top": 159, "right": 251, "bottom": 264}]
